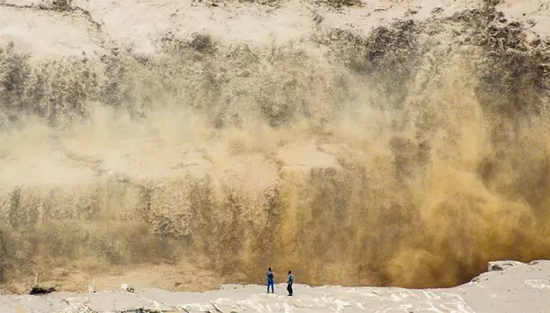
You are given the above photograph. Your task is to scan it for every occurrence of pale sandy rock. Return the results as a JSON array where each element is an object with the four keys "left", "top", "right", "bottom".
[
  {"left": 4, "top": 260, "right": 550, "bottom": 312},
  {"left": 488, "top": 260, "right": 527, "bottom": 272}
]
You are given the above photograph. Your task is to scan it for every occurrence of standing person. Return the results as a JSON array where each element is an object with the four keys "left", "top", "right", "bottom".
[
  {"left": 287, "top": 270, "right": 294, "bottom": 296},
  {"left": 267, "top": 267, "right": 275, "bottom": 293}
]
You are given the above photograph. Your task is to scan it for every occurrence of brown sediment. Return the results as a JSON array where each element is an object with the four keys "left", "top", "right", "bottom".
[{"left": 0, "top": 0, "right": 549, "bottom": 292}]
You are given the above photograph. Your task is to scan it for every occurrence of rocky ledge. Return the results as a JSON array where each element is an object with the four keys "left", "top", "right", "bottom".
[{"left": 1, "top": 260, "right": 549, "bottom": 313}]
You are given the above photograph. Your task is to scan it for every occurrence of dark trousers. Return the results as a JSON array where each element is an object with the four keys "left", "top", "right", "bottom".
[
  {"left": 267, "top": 280, "right": 274, "bottom": 293},
  {"left": 287, "top": 283, "right": 293, "bottom": 296}
]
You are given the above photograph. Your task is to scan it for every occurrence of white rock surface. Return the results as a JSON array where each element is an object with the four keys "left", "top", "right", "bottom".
[
  {"left": 488, "top": 260, "right": 527, "bottom": 272},
  {"left": 1, "top": 260, "right": 549, "bottom": 312}
]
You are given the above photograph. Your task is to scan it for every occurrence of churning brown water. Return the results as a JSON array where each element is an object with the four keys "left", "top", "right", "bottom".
[{"left": 0, "top": 1, "right": 549, "bottom": 293}]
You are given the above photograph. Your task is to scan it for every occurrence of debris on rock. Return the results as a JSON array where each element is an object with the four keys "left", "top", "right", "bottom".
[
  {"left": 121, "top": 283, "right": 135, "bottom": 293},
  {"left": 488, "top": 260, "right": 526, "bottom": 272},
  {"left": 29, "top": 286, "right": 56, "bottom": 295}
]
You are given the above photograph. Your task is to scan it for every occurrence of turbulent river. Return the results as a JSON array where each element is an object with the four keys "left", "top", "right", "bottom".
[{"left": 0, "top": 0, "right": 549, "bottom": 293}]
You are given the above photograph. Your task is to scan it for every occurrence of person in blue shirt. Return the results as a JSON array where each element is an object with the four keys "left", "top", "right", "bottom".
[
  {"left": 287, "top": 270, "right": 294, "bottom": 296},
  {"left": 267, "top": 267, "right": 275, "bottom": 293}
]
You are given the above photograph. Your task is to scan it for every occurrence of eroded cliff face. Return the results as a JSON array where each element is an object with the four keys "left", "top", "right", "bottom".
[{"left": 0, "top": 0, "right": 549, "bottom": 292}]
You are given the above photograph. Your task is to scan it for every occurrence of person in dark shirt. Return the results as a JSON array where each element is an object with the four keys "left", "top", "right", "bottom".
[
  {"left": 267, "top": 267, "right": 275, "bottom": 293},
  {"left": 287, "top": 270, "right": 294, "bottom": 296}
]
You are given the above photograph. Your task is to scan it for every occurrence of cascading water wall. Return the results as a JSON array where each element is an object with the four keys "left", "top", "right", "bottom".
[{"left": 0, "top": 0, "right": 549, "bottom": 292}]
